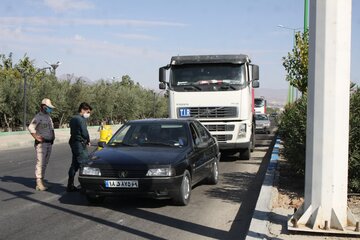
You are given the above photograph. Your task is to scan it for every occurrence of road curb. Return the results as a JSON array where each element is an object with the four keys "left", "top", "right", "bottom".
[{"left": 246, "top": 137, "right": 281, "bottom": 240}]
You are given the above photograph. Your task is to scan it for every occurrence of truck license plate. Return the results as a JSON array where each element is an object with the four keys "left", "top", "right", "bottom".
[{"left": 179, "top": 108, "right": 191, "bottom": 117}]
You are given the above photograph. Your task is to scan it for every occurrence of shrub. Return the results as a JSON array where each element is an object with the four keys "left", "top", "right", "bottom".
[
  {"left": 349, "top": 87, "right": 360, "bottom": 192},
  {"left": 279, "top": 88, "right": 360, "bottom": 192},
  {"left": 278, "top": 95, "right": 307, "bottom": 175}
]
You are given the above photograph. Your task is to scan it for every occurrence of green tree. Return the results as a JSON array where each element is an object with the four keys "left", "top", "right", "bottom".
[
  {"left": 282, "top": 30, "right": 309, "bottom": 94},
  {"left": 0, "top": 52, "right": 169, "bottom": 130},
  {"left": 349, "top": 86, "right": 360, "bottom": 192},
  {"left": 0, "top": 54, "right": 37, "bottom": 131},
  {"left": 120, "top": 75, "right": 134, "bottom": 87}
]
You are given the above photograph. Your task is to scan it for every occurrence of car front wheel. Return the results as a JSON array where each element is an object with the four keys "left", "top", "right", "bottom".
[
  {"left": 207, "top": 159, "right": 219, "bottom": 185},
  {"left": 173, "top": 170, "right": 191, "bottom": 206}
]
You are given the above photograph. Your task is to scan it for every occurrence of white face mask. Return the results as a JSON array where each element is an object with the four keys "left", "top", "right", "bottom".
[{"left": 83, "top": 113, "right": 91, "bottom": 119}]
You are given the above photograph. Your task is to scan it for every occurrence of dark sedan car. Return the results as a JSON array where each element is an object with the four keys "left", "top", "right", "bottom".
[{"left": 79, "top": 118, "right": 220, "bottom": 206}]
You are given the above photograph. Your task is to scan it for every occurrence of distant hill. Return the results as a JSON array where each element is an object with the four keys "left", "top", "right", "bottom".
[{"left": 255, "top": 88, "right": 288, "bottom": 108}]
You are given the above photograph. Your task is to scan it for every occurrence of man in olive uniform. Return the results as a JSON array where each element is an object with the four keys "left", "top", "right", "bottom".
[
  {"left": 28, "top": 98, "right": 56, "bottom": 191},
  {"left": 67, "top": 102, "right": 92, "bottom": 192}
]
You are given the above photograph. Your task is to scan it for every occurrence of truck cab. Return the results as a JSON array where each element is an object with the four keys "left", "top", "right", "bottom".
[{"left": 159, "top": 55, "right": 259, "bottom": 159}]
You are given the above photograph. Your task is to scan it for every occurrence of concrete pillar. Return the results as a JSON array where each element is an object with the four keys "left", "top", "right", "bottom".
[{"left": 288, "top": 0, "right": 359, "bottom": 234}]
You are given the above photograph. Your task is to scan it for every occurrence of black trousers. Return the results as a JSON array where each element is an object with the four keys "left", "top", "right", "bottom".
[{"left": 68, "top": 141, "right": 88, "bottom": 178}]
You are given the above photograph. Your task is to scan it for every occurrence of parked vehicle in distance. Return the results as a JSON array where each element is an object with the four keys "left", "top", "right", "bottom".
[
  {"left": 255, "top": 114, "right": 271, "bottom": 134},
  {"left": 79, "top": 118, "right": 220, "bottom": 206},
  {"left": 254, "top": 97, "right": 267, "bottom": 114}
]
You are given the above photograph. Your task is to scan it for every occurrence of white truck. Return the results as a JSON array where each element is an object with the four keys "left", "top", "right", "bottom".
[
  {"left": 254, "top": 97, "right": 267, "bottom": 114},
  {"left": 159, "top": 54, "right": 259, "bottom": 159}
]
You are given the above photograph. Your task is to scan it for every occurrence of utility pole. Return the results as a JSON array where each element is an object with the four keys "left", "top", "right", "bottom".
[
  {"left": 22, "top": 73, "right": 28, "bottom": 131},
  {"left": 304, "top": 0, "right": 309, "bottom": 31},
  {"left": 277, "top": 25, "right": 301, "bottom": 103},
  {"left": 288, "top": 0, "right": 359, "bottom": 235},
  {"left": 153, "top": 92, "right": 156, "bottom": 118}
]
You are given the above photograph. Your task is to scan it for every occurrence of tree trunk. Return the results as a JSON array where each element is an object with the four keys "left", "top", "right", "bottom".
[
  {"left": 59, "top": 113, "right": 65, "bottom": 128},
  {"left": 3, "top": 114, "right": 11, "bottom": 132}
]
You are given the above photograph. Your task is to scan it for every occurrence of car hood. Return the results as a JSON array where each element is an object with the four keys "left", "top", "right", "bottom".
[{"left": 87, "top": 146, "right": 188, "bottom": 167}]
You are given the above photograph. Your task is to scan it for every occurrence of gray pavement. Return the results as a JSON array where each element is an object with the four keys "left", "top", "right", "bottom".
[
  {"left": 0, "top": 133, "right": 274, "bottom": 240},
  {"left": 246, "top": 137, "right": 279, "bottom": 240},
  {"left": 246, "top": 138, "right": 360, "bottom": 240},
  {"left": 1, "top": 125, "right": 298, "bottom": 240}
]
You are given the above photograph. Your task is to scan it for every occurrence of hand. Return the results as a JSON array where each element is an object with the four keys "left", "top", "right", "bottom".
[
  {"left": 87, "top": 142, "right": 91, "bottom": 146},
  {"left": 36, "top": 135, "right": 44, "bottom": 142}
]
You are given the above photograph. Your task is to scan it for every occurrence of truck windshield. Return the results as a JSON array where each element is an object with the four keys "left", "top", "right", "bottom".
[
  {"left": 254, "top": 98, "right": 265, "bottom": 107},
  {"left": 170, "top": 63, "right": 246, "bottom": 91}
]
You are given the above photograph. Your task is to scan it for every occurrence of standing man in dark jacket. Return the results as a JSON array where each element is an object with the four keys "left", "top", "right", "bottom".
[{"left": 67, "top": 102, "right": 92, "bottom": 192}]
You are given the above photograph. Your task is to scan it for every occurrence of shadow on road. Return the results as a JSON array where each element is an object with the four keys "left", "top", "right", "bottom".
[
  {"left": 0, "top": 186, "right": 169, "bottom": 240},
  {"left": 110, "top": 205, "right": 230, "bottom": 239},
  {"left": 227, "top": 134, "right": 276, "bottom": 240},
  {"left": 0, "top": 175, "right": 66, "bottom": 195},
  {"left": 0, "top": 134, "right": 277, "bottom": 240},
  {"left": 204, "top": 171, "right": 255, "bottom": 204}
]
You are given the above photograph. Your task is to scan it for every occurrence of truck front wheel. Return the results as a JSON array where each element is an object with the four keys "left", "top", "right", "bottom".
[
  {"left": 239, "top": 145, "right": 251, "bottom": 160},
  {"left": 250, "top": 127, "right": 255, "bottom": 152}
]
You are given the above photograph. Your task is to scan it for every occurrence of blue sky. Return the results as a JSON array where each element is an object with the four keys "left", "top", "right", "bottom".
[{"left": 1, "top": 0, "right": 359, "bottom": 91}]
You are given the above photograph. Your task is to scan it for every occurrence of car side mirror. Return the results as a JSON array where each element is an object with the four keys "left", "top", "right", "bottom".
[{"left": 98, "top": 141, "right": 106, "bottom": 148}]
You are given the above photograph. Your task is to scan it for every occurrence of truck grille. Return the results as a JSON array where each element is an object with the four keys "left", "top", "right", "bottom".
[
  {"left": 203, "top": 124, "right": 235, "bottom": 132},
  {"left": 179, "top": 107, "right": 237, "bottom": 118},
  {"left": 212, "top": 134, "right": 233, "bottom": 142}
]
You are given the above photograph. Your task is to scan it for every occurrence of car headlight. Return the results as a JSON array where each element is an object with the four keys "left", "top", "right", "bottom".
[
  {"left": 264, "top": 122, "right": 271, "bottom": 127},
  {"left": 146, "top": 167, "right": 174, "bottom": 177},
  {"left": 81, "top": 166, "right": 101, "bottom": 176}
]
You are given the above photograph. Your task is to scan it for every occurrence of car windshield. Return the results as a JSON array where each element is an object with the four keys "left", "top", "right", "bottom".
[
  {"left": 255, "top": 114, "right": 269, "bottom": 120},
  {"left": 108, "top": 122, "right": 188, "bottom": 147},
  {"left": 170, "top": 63, "right": 246, "bottom": 92}
]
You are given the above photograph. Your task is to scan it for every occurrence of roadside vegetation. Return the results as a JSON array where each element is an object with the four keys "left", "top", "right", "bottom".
[
  {"left": 278, "top": 30, "right": 360, "bottom": 192},
  {"left": 0, "top": 53, "right": 168, "bottom": 131}
]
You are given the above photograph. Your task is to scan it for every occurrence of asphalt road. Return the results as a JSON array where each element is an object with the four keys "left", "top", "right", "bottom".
[{"left": 0, "top": 133, "right": 275, "bottom": 240}]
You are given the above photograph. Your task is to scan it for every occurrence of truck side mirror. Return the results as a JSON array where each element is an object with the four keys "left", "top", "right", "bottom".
[
  {"left": 252, "top": 80, "right": 260, "bottom": 88},
  {"left": 159, "top": 82, "right": 166, "bottom": 89},
  {"left": 159, "top": 67, "right": 167, "bottom": 83},
  {"left": 252, "top": 65, "right": 259, "bottom": 80}
]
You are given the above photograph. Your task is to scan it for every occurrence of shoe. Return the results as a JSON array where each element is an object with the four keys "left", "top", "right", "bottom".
[
  {"left": 66, "top": 176, "right": 80, "bottom": 192},
  {"left": 66, "top": 185, "right": 80, "bottom": 192},
  {"left": 36, "top": 179, "right": 48, "bottom": 191}
]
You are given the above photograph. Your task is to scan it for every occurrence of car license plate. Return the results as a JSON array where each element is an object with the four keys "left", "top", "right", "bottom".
[{"left": 105, "top": 180, "right": 139, "bottom": 188}]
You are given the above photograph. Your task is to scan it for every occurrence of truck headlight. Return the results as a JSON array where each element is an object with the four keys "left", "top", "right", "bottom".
[
  {"left": 81, "top": 166, "right": 101, "bottom": 176},
  {"left": 238, "top": 123, "right": 247, "bottom": 138},
  {"left": 146, "top": 167, "right": 174, "bottom": 177}
]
